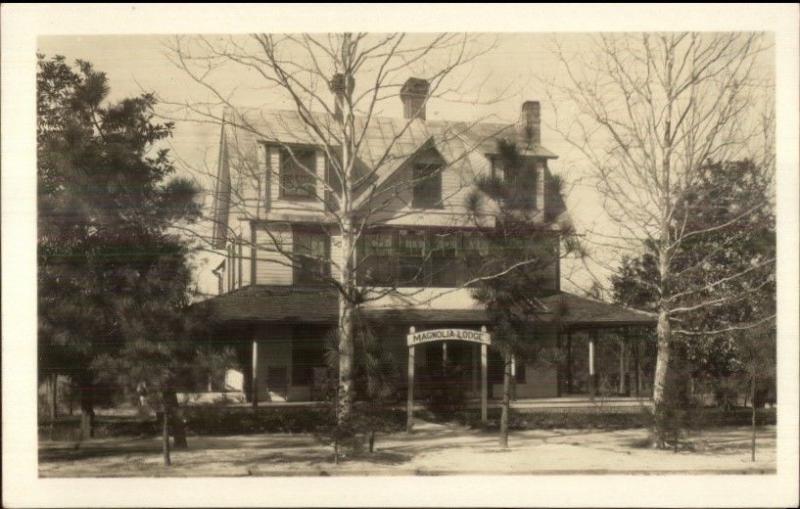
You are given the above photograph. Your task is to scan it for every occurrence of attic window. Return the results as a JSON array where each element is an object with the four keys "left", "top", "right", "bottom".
[
  {"left": 412, "top": 163, "right": 443, "bottom": 209},
  {"left": 280, "top": 147, "right": 317, "bottom": 199}
]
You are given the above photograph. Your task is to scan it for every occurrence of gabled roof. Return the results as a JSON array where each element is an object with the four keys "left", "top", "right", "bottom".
[
  {"left": 213, "top": 107, "right": 571, "bottom": 248},
  {"left": 220, "top": 107, "right": 558, "bottom": 203},
  {"left": 197, "top": 285, "right": 656, "bottom": 329}
]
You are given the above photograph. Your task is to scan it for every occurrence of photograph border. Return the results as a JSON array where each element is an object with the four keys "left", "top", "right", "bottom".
[{"left": 2, "top": 4, "right": 798, "bottom": 508}]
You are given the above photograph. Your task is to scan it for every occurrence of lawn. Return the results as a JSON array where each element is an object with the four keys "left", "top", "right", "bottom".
[{"left": 39, "top": 420, "right": 775, "bottom": 477}]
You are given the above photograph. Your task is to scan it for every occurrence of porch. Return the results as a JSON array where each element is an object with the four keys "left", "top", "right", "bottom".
[{"left": 195, "top": 286, "right": 658, "bottom": 405}]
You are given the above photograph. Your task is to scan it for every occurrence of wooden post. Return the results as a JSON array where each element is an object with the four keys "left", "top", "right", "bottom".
[
  {"left": 619, "top": 338, "right": 626, "bottom": 395},
  {"left": 510, "top": 354, "right": 517, "bottom": 401},
  {"left": 162, "top": 409, "right": 171, "bottom": 466},
  {"left": 566, "top": 332, "right": 573, "bottom": 394},
  {"left": 442, "top": 342, "right": 448, "bottom": 369},
  {"left": 556, "top": 332, "right": 562, "bottom": 397},
  {"left": 634, "top": 337, "right": 641, "bottom": 397},
  {"left": 481, "top": 326, "right": 488, "bottom": 425},
  {"left": 588, "top": 333, "right": 596, "bottom": 399},
  {"left": 472, "top": 344, "right": 479, "bottom": 395},
  {"left": 251, "top": 339, "right": 259, "bottom": 409},
  {"left": 407, "top": 327, "right": 415, "bottom": 432}
]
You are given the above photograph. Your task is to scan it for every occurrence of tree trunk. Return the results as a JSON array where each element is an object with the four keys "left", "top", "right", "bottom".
[
  {"left": 500, "top": 350, "right": 512, "bottom": 449},
  {"left": 163, "top": 390, "right": 188, "bottom": 449},
  {"left": 337, "top": 218, "right": 355, "bottom": 425},
  {"left": 750, "top": 372, "right": 756, "bottom": 462},
  {"left": 651, "top": 308, "right": 671, "bottom": 448},
  {"left": 162, "top": 410, "right": 171, "bottom": 466},
  {"left": 79, "top": 378, "right": 95, "bottom": 440},
  {"left": 337, "top": 298, "right": 355, "bottom": 424}
]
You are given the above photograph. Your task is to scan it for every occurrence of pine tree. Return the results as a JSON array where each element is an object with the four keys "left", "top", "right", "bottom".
[
  {"left": 465, "top": 140, "right": 578, "bottom": 447},
  {"left": 37, "top": 54, "right": 204, "bottom": 451}
]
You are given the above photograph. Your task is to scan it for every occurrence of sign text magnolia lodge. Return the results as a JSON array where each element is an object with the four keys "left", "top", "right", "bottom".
[
  {"left": 406, "top": 328, "right": 491, "bottom": 347},
  {"left": 406, "top": 326, "right": 491, "bottom": 431}
]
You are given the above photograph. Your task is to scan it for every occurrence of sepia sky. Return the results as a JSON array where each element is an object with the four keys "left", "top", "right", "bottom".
[{"left": 37, "top": 33, "right": 774, "bottom": 296}]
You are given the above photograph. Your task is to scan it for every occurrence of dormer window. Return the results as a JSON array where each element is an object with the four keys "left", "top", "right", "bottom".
[
  {"left": 504, "top": 163, "right": 537, "bottom": 209},
  {"left": 280, "top": 147, "right": 317, "bottom": 199},
  {"left": 412, "top": 163, "right": 442, "bottom": 208}
]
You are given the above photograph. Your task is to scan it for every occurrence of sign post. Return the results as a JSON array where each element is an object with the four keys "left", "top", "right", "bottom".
[
  {"left": 251, "top": 339, "right": 259, "bottom": 409},
  {"left": 480, "top": 326, "right": 488, "bottom": 424},
  {"left": 406, "top": 326, "right": 491, "bottom": 432},
  {"left": 588, "top": 333, "right": 596, "bottom": 399},
  {"left": 407, "top": 327, "right": 415, "bottom": 432}
]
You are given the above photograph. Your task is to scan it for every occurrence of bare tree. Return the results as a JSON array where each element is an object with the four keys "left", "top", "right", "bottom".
[
  {"left": 547, "top": 33, "right": 774, "bottom": 446},
  {"left": 161, "top": 33, "right": 555, "bottom": 425}
]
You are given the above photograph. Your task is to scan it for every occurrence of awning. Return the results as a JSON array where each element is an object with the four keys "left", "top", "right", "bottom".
[{"left": 196, "top": 285, "right": 656, "bottom": 329}]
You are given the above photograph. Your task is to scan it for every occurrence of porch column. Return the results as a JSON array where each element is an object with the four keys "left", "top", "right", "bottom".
[
  {"left": 618, "top": 335, "right": 627, "bottom": 396},
  {"left": 556, "top": 333, "right": 562, "bottom": 397},
  {"left": 481, "top": 326, "right": 488, "bottom": 424},
  {"left": 407, "top": 327, "right": 415, "bottom": 432},
  {"left": 634, "top": 336, "right": 641, "bottom": 397},
  {"left": 251, "top": 339, "right": 259, "bottom": 408},
  {"left": 510, "top": 354, "right": 517, "bottom": 401},
  {"left": 588, "top": 332, "right": 597, "bottom": 398},
  {"left": 442, "top": 342, "right": 448, "bottom": 370},
  {"left": 472, "top": 344, "right": 479, "bottom": 395}
]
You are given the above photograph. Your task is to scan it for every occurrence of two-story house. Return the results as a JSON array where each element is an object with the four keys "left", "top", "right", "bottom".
[{"left": 199, "top": 77, "right": 655, "bottom": 404}]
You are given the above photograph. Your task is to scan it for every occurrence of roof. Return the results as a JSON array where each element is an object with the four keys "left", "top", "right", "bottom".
[
  {"left": 537, "top": 292, "right": 657, "bottom": 328},
  {"left": 221, "top": 107, "right": 558, "bottom": 204},
  {"left": 197, "top": 285, "right": 656, "bottom": 329}
]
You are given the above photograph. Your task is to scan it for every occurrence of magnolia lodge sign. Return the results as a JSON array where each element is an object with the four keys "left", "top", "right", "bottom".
[
  {"left": 406, "top": 326, "right": 491, "bottom": 432},
  {"left": 406, "top": 328, "right": 491, "bottom": 347}
]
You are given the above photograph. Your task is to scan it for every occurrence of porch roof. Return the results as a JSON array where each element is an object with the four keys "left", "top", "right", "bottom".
[{"left": 197, "top": 285, "right": 656, "bottom": 328}]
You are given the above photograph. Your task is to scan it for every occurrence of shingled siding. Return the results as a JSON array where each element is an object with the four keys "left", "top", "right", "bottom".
[{"left": 254, "top": 223, "right": 294, "bottom": 285}]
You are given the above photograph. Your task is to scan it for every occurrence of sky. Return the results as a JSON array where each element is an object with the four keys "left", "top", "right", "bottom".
[{"left": 37, "top": 33, "right": 774, "bottom": 297}]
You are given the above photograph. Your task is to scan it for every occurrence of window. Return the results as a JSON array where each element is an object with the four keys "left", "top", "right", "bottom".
[
  {"left": 280, "top": 147, "right": 317, "bottom": 199},
  {"left": 462, "top": 232, "right": 490, "bottom": 283},
  {"left": 412, "top": 163, "right": 442, "bottom": 208},
  {"left": 504, "top": 162, "right": 537, "bottom": 209},
  {"left": 397, "top": 231, "right": 426, "bottom": 285},
  {"left": 352, "top": 229, "right": 556, "bottom": 289},
  {"left": 430, "top": 233, "right": 459, "bottom": 286},
  {"left": 358, "top": 231, "right": 395, "bottom": 286},
  {"left": 293, "top": 228, "right": 330, "bottom": 285}
]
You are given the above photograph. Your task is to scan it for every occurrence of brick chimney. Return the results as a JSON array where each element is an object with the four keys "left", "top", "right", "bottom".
[
  {"left": 518, "top": 100, "right": 541, "bottom": 149},
  {"left": 329, "top": 73, "right": 354, "bottom": 120},
  {"left": 400, "top": 77, "right": 430, "bottom": 120}
]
